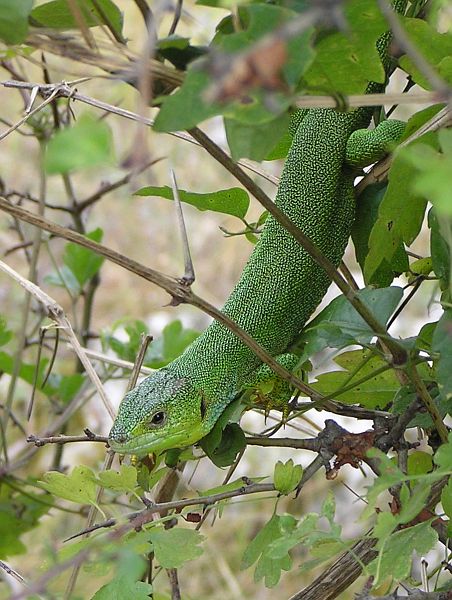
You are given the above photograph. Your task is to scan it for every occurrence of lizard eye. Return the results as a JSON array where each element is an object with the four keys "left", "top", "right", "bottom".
[{"left": 149, "top": 411, "right": 166, "bottom": 428}]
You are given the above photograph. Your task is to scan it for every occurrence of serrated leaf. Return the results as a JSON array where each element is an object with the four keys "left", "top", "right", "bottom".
[
  {"left": 311, "top": 349, "right": 400, "bottom": 409},
  {"left": 294, "top": 287, "right": 403, "bottom": 363},
  {"left": 135, "top": 185, "right": 249, "bottom": 220},
  {"left": 274, "top": 459, "right": 303, "bottom": 495},
  {"left": 149, "top": 527, "right": 204, "bottom": 568},
  {"left": 32, "top": 0, "right": 123, "bottom": 38},
  {"left": 39, "top": 466, "right": 99, "bottom": 509},
  {"left": 0, "top": 0, "right": 33, "bottom": 44},
  {"left": 45, "top": 113, "right": 114, "bottom": 174},
  {"left": 368, "top": 521, "right": 438, "bottom": 586},
  {"left": 98, "top": 465, "right": 138, "bottom": 494},
  {"left": 321, "top": 490, "right": 336, "bottom": 525}
]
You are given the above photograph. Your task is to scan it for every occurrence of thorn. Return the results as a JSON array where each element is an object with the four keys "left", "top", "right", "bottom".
[{"left": 169, "top": 169, "right": 195, "bottom": 286}]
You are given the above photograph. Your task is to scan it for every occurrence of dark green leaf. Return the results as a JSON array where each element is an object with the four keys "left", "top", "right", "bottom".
[
  {"left": 441, "top": 477, "right": 452, "bottom": 519},
  {"left": 430, "top": 208, "right": 451, "bottom": 291},
  {"left": 352, "top": 182, "right": 407, "bottom": 286},
  {"left": 45, "top": 113, "right": 115, "bottom": 174},
  {"left": 224, "top": 112, "right": 290, "bottom": 161},
  {"left": 265, "top": 131, "right": 292, "bottom": 160},
  {"left": 32, "top": 0, "right": 123, "bottom": 38},
  {"left": 392, "top": 384, "right": 449, "bottom": 430},
  {"left": 364, "top": 134, "right": 436, "bottom": 283},
  {"left": 201, "top": 422, "right": 246, "bottom": 468},
  {"left": 0, "top": 0, "right": 32, "bottom": 44},
  {"left": 62, "top": 228, "right": 104, "bottom": 289},
  {"left": 294, "top": 286, "right": 403, "bottom": 363},
  {"left": 149, "top": 528, "right": 204, "bottom": 568},
  {"left": 432, "top": 309, "right": 452, "bottom": 403},
  {"left": 135, "top": 185, "right": 250, "bottom": 220},
  {"left": 433, "top": 433, "right": 452, "bottom": 470},
  {"left": 43, "top": 373, "right": 85, "bottom": 403}
]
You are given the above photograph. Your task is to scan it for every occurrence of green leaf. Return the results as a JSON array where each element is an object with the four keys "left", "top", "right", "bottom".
[
  {"left": 135, "top": 185, "right": 250, "bottom": 220},
  {"left": 352, "top": 182, "right": 408, "bottom": 287},
  {"left": 364, "top": 133, "right": 437, "bottom": 283},
  {"left": 441, "top": 477, "right": 452, "bottom": 519},
  {"left": 402, "top": 130, "right": 452, "bottom": 216},
  {"left": 242, "top": 514, "right": 296, "bottom": 588},
  {"left": 434, "top": 433, "right": 452, "bottom": 471},
  {"left": 0, "top": 351, "right": 48, "bottom": 388},
  {"left": 407, "top": 451, "right": 433, "bottom": 476},
  {"left": 274, "top": 459, "right": 303, "bottom": 495},
  {"left": 311, "top": 349, "right": 400, "bottom": 409},
  {"left": 430, "top": 208, "right": 451, "bottom": 291},
  {"left": 45, "top": 113, "right": 114, "bottom": 174},
  {"left": 201, "top": 422, "right": 246, "bottom": 467},
  {"left": 63, "top": 228, "right": 104, "bottom": 290},
  {"left": 224, "top": 112, "right": 290, "bottom": 161},
  {"left": 199, "top": 399, "right": 246, "bottom": 467},
  {"left": 399, "top": 18, "right": 452, "bottom": 89},
  {"left": 154, "top": 70, "right": 219, "bottom": 132},
  {"left": 303, "top": 0, "right": 387, "bottom": 95},
  {"left": 102, "top": 318, "right": 150, "bottom": 363},
  {"left": 321, "top": 490, "right": 336, "bottom": 525},
  {"left": 43, "top": 373, "right": 85, "bottom": 403},
  {"left": 145, "top": 320, "right": 200, "bottom": 368},
  {"left": 154, "top": 4, "right": 312, "bottom": 132},
  {"left": 32, "top": 0, "right": 123, "bottom": 38},
  {"left": 294, "top": 286, "right": 403, "bottom": 363},
  {"left": 0, "top": 486, "right": 50, "bottom": 559},
  {"left": 0, "top": 0, "right": 33, "bottom": 44},
  {"left": 39, "top": 466, "right": 100, "bottom": 510},
  {"left": 149, "top": 527, "right": 204, "bottom": 568},
  {"left": 0, "top": 315, "right": 12, "bottom": 347},
  {"left": 91, "top": 550, "right": 152, "bottom": 600},
  {"left": 265, "top": 130, "right": 292, "bottom": 160},
  {"left": 392, "top": 384, "right": 449, "bottom": 430},
  {"left": 98, "top": 465, "right": 138, "bottom": 495},
  {"left": 432, "top": 309, "right": 452, "bottom": 403},
  {"left": 368, "top": 521, "right": 438, "bottom": 586}
]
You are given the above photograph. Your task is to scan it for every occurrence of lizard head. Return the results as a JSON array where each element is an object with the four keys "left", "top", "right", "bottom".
[{"left": 108, "top": 369, "right": 211, "bottom": 457}]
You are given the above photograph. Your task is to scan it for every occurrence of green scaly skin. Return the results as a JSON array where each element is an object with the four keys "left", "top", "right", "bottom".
[{"left": 109, "top": 2, "right": 406, "bottom": 457}]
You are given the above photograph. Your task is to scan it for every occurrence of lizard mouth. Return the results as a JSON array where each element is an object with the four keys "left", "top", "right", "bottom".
[{"left": 108, "top": 422, "right": 207, "bottom": 457}]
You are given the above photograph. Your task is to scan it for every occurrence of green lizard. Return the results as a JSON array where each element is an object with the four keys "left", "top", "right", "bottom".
[{"left": 109, "top": 1, "right": 406, "bottom": 457}]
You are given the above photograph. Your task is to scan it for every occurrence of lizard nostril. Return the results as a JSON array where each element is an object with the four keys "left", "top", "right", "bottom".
[{"left": 109, "top": 431, "right": 128, "bottom": 444}]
